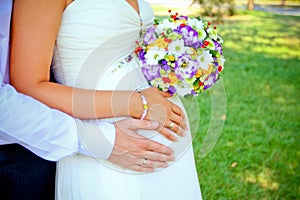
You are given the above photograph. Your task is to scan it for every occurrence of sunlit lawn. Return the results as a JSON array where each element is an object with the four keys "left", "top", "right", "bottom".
[{"left": 152, "top": 6, "right": 300, "bottom": 200}]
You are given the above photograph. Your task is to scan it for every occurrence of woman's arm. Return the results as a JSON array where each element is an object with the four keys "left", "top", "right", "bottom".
[
  {"left": 10, "top": 0, "right": 135, "bottom": 119},
  {"left": 10, "top": 0, "right": 186, "bottom": 141}
]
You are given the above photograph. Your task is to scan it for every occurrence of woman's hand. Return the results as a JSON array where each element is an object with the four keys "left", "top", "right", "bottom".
[{"left": 129, "top": 87, "right": 188, "bottom": 142}]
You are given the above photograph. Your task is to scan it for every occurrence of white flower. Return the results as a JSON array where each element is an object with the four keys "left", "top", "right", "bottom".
[
  {"left": 219, "top": 56, "right": 226, "bottom": 66},
  {"left": 174, "top": 82, "right": 193, "bottom": 96},
  {"left": 197, "top": 50, "right": 214, "bottom": 70},
  {"left": 157, "top": 19, "right": 177, "bottom": 34},
  {"left": 145, "top": 47, "right": 166, "bottom": 65},
  {"left": 175, "top": 54, "right": 198, "bottom": 79},
  {"left": 168, "top": 39, "right": 187, "bottom": 56},
  {"left": 187, "top": 18, "right": 204, "bottom": 30}
]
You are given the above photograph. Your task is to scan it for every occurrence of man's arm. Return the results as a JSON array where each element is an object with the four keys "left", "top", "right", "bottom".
[
  {"left": 109, "top": 119, "right": 175, "bottom": 172},
  {"left": 0, "top": 83, "right": 96, "bottom": 161},
  {"left": 0, "top": 84, "right": 174, "bottom": 171},
  {"left": 0, "top": 83, "right": 119, "bottom": 161}
]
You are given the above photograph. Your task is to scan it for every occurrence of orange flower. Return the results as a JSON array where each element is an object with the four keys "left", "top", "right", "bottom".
[
  {"left": 195, "top": 69, "right": 202, "bottom": 78},
  {"left": 169, "top": 72, "right": 179, "bottom": 85},
  {"left": 148, "top": 38, "right": 169, "bottom": 49}
]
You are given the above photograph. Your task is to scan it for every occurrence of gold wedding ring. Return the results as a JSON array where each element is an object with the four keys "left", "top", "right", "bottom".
[
  {"left": 168, "top": 122, "right": 175, "bottom": 129},
  {"left": 142, "top": 158, "right": 148, "bottom": 166}
]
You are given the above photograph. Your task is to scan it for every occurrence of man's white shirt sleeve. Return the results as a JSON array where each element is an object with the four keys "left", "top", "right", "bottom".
[{"left": 0, "top": 84, "right": 116, "bottom": 161}]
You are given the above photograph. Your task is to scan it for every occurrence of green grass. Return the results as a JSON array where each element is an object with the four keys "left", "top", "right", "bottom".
[
  {"left": 153, "top": 7, "right": 300, "bottom": 200},
  {"left": 196, "top": 11, "right": 300, "bottom": 200}
]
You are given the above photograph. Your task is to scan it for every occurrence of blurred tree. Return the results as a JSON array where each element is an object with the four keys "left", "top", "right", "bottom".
[
  {"left": 247, "top": 0, "right": 254, "bottom": 10},
  {"left": 281, "top": 0, "right": 286, "bottom": 6},
  {"left": 197, "top": 0, "right": 236, "bottom": 23}
]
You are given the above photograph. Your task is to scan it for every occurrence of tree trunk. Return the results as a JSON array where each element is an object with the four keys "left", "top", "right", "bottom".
[
  {"left": 281, "top": 0, "right": 285, "bottom": 6},
  {"left": 247, "top": 0, "right": 254, "bottom": 10}
]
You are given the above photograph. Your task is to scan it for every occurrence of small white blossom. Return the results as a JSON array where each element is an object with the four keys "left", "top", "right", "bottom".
[
  {"left": 174, "top": 82, "right": 193, "bottom": 96},
  {"left": 168, "top": 39, "right": 187, "bottom": 56},
  {"left": 157, "top": 19, "right": 177, "bottom": 34},
  {"left": 187, "top": 18, "right": 204, "bottom": 30},
  {"left": 197, "top": 50, "right": 214, "bottom": 70},
  {"left": 219, "top": 56, "right": 226, "bottom": 66},
  {"left": 145, "top": 47, "right": 166, "bottom": 65}
]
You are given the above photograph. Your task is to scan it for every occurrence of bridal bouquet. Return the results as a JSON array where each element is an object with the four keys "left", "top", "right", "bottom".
[{"left": 135, "top": 10, "right": 225, "bottom": 96}]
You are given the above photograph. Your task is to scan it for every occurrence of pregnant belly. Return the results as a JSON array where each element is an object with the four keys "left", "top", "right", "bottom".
[{"left": 94, "top": 56, "right": 193, "bottom": 165}]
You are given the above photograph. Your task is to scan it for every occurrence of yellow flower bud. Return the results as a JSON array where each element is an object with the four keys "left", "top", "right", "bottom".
[
  {"left": 168, "top": 55, "right": 175, "bottom": 61},
  {"left": 196, "top": 69, "right": 202, "bottom": 78}
]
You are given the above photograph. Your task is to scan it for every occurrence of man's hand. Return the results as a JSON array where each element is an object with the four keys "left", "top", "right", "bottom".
[{"left": 108, "top": 118, "right": 175, "bottom": 173}]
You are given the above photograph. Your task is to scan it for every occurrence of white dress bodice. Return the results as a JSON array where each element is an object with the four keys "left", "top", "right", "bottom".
[{"left": 52, "top": 0, "right": 154, "bottom": 89}]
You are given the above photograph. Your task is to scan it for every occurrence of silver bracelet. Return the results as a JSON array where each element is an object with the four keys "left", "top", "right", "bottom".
[{"left": 136, "top": 89, "right": 148, "bottom": 120}]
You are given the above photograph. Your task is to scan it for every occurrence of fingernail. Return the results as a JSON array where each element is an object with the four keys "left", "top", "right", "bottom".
[
  {"left": 181, "top": 131, "right": 186, "bottom": 137},
  {"left": 151, "top": 121, "right": 159, "bottom": 128},
  {"left": 167, "top": 148, "right": 174, "bottom": 154},
  {"left": 170, "top": 149, "right": 175, "bottom": 154},
  {"left": 171, "top": 156, "right": 175, "bottom": 162}
]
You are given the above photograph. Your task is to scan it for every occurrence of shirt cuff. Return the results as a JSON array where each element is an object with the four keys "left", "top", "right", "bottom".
[{"left": 75, "top": 119, "right": 116, "bottom": 160}]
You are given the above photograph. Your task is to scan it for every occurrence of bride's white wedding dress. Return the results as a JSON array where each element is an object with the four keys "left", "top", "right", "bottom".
[{"left": 52, "top": 0, "right": 202, "bottom": 199}]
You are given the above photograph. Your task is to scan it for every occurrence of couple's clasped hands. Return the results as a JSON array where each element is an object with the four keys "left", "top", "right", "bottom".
[{"left": 109, "top": 87, "right": 188, "bottom": 172}]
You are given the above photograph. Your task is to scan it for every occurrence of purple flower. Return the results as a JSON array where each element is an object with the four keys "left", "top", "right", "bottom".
[
  {"left": 144, "top": 26, "right": 157, "bottom": 45},
  {"left": 179, "top": 15, "right": 188, "bottom": 20},
  {"left": 168, "top": 86, "right": 176, "bottom": 95},
  {"left": 137, "top": 49, "right": 146, "bottom": 64},
  {"left": 175, "top": 25, "right": 200, "bottom": 49},
  {"left": 204, "top": 70, "right": 219, "bottom": 90},
  {"left": 175, "top": 54, "right": 198, "bottom": 80},
  {"left": 160, "top": 59, "right": 171, "bottom": 71},
  {"left": 214, "top": 60, "right": 219, "bottom": 67},
  {"left": 191, "top": 90, "right": 197, "bottom": 95},
  {"left": 142, "top": 64, "right": 161, "bottom": 81},
  {"left": 214, "top": 40, "right": 223, "bottom": 55}
]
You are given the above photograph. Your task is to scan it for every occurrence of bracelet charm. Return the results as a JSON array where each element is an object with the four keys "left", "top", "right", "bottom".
[{"left": 136, "top": 89, "right": 148, "bottom": 120}]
